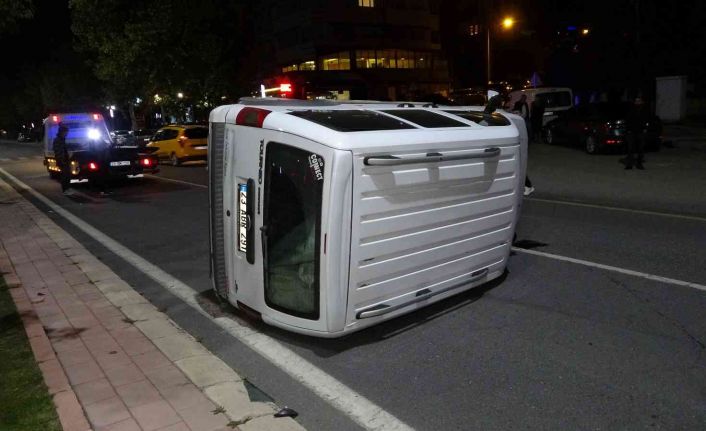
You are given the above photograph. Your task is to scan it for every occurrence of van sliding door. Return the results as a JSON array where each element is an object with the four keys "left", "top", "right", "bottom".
[{"left": 262, "top": 142, "right": 324, "bottom": 320}]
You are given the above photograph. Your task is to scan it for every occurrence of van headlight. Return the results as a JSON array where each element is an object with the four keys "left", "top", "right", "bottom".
[{"left": 88, "top": 128, "right": 101, "bottom": 140}]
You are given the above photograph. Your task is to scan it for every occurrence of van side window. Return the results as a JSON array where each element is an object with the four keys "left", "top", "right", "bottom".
[
  {"left": 537, "top": 92, "right": 572, "bottom": 109},
  {"left": 262, "top": 142, "right": 324, "bottom": 319}
]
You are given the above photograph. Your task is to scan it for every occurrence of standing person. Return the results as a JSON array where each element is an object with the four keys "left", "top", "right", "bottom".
[
  {"left": 53, "top": 124, "right": 73, "bottom": 195},
  {"left": 530, "top": 96, "right": 546, "bottom": 143},
  {"left": 622, "top": 96, "right": 648, "bottom": 170},
  {"left": 512, "top": 94, "right": 530, "bottom": 136}
]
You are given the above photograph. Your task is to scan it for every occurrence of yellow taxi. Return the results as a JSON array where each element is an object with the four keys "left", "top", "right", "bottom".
[{"left": 146, "top": 125, "right": 208, "bottom": 166}]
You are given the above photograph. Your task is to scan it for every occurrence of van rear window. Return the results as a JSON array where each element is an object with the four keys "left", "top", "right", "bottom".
[
  {"left": 443, "top": 111, "right": 511, "bottom": 126},
  {"left": 288, "top": 110, "right": 415, "bottom": 132},
  {"left": 379, "top": 110, "right": 469, "bottom": 128}
]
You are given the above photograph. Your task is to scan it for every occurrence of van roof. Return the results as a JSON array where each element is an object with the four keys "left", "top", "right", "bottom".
[{"left": 211, "top": 99, "right": 520, "bottom": 151}]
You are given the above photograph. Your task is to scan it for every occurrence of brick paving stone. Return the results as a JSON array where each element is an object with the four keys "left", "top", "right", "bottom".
[
  {"left": 28, "top": 330, "right": 55, "bottom": 362},
  {"left": 179, "top": 401, "right": 230, "bottom": 431},
  {"left": 132, "top": 349, "right": 171, "bottom": 374},
  {"left": 38, "top": 358, "right": 71, "bottom": 395},
  {"left": 162, "top": 382, "right": 214, "bottom": 412},
  {"left": 145, "top": 364, "right": 189, "bottom": 391},
  {"left": 64, "top": 271, "right": 90, "bottom": 286},
  {"left": 154, "top": 422, "right": 191, "bottom": 431},
  {"left": 74, "top": 378, "right": 117, "bottom": 406},
  {"left": 175, "top": 355, "right": 241, "bottom": 389},
  {"left": 52, "top": 335, "right": 85, "bottom": 352},
  {"left": 120, "top": 303, "right": 164, "bottom": 322},
  {"left": 135, "top": 319, "right": 181, "bottom": 340},
  {"left": 65, "top": 359, "right": 105, "bottom": 386},
  {"left": 82, "top": 333, "right": 121, "bottom": 353},
  {"left": 99, "top": 314, "right": 134, "bottom": 332},
  {"left": 84, "top": 396, "right": 132, "bottom": 430},
  {"left": 115, "top": 379, "right": 163, "bottom": 408},
  {"left": 152, "top": 334, "right": 209, "bottom": 362},
  {"left": 53, "top": 390, "right": 92, "bottom": 431},
  {"left": 94, "top": 349, "right": 133, "bottom": 371},
  {"left": 103, "top": 418, "right": 142, "bottom": 431},
  {"left": 22, "top": 313, "right": 46, "bottom": 338},
  {"left": 56, "top": 345, "right": 94, "bottom": 367},
  {"left": 105, "top": 290, "right": 149, "bottom": 307},
  {"left": 104, "top": 363, "right": 146, "bottom": 387},
  {"left": 119, "top": 334, "right": 159, "bottom": 356},
  {"left": 130, "top": 400, "right": 182, "bottom": 431}
]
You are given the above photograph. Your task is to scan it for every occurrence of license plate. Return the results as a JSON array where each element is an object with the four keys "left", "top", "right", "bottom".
[
  {"left": 110, "top": 161, "right": 130, "bottom": 166},
  {"left": 238, "top": 184, "right": 247, "bottom": 253}
]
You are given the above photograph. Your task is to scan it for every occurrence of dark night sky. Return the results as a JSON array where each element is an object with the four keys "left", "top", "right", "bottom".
[{"left": 2, "top": 0, "right": 706, "bottom": 128}]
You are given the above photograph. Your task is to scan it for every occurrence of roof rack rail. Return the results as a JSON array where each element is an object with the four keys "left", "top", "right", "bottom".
[{"left": 238, "top": 97, "right": 339, "bottom": 107}]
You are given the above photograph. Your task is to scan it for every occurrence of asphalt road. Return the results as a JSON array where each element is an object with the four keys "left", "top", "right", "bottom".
[{"left": 1, "top": 139, "right": 705, "bottom": 430}]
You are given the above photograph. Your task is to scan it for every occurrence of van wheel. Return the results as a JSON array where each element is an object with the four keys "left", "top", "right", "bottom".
[
  {"left": 585, "top": 135, "right": 600, "bottom": 154},
  {"left": 544, "top": 128, "right": 555, "bottom": 145},
  {"left": 170, "top": 152, "right": 180, "bottom": 167}
]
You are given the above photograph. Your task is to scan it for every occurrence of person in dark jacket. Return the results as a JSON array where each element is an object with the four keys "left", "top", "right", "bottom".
[
  {"left": 530, "top": 97, "right": 546, "bottom": 143},
  {"left": 622, "top": 96, "right": 649, "bottom": 170},
  {"left": 53, "top": 124, "right": 73, "bottom": 195}
]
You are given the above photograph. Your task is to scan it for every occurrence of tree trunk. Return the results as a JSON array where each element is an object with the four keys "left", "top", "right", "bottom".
[{"left": 128, "top": 103, "right": 138, "bottom": 131}]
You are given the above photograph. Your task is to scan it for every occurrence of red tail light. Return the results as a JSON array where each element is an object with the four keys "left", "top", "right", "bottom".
[
  {"left": 141, "top": 158, "right": 152, "bottom": 167},
  {"left": 92, "top": 113, "right": 101, "bottom": 120},
  {"left": 88, "top": 162, "right": 99, "bottom": 171},
  {"left": 236, "top": 108, "right": 271, "bottom": 128},
  {"left": 51, "top": 115, "right": 60, "bottom": 123}
]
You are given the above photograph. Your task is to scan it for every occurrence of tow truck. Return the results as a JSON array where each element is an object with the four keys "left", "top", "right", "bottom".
[{"left": 43, "top": 112, "right": 159, "bottom": 183}]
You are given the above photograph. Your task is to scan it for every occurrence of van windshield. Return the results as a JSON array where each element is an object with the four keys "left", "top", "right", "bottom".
[{"left": 263, "top": 142, "right": 323, "bottom": 319}]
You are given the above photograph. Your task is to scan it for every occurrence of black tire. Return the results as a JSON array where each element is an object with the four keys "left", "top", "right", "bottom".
[
  {"left": 585, "top": 135, "right": 600, "bottom": 154},
  {"left": 544, "top": 128, "right": 555, "bottom": 145},
  {"left": 170, "top": 152, "right": 180, "bottom": 167}
]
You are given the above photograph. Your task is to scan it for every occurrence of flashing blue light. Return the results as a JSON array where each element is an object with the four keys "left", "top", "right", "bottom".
[{"left": 567, "top": 26, "right": 577, "bottom": 31}]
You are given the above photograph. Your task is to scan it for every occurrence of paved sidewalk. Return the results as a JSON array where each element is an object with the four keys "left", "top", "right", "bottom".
[{"left": 0, "top": 177, "right": 304, "bottom": 430}]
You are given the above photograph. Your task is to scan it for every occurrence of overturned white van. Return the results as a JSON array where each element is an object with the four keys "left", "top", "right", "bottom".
[{"left": 208, "top": 98, "right": 527, "bottom": 337}]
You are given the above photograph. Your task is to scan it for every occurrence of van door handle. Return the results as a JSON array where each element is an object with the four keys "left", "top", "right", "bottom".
[{"left": 364, "top": 147, "right": 501, "bottom": 166}]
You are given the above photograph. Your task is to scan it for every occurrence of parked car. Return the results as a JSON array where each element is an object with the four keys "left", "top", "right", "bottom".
[
  {"left": 133, "top": 129, "right": 155, "bottom": 151},
  {"left": 110, "top": 130, "right": 135, "bottom": 146},
  {"left": 542, "top": 102, "right": 662, "bottom": 154},
  {"left": 506, "top": 87, "right": 574, "bottom": 125},
  {"left": 146, "top": 125, "right": 208, "bottom": 166}
]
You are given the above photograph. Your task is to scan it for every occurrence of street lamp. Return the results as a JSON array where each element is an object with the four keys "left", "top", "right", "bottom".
[
  {"left": 487, "top": 16, "right": 515, "bottom": 85},
  {"left": 177, "top": 92, "right": 184, "bottom": 99}
]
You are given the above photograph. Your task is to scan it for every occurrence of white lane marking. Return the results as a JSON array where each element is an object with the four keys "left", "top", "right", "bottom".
[
  {"left": 512, "top": 247, "right": 706, "bottom": 292},
  {"left": 0, "top": 167, "right": 413, "bottom": 431},
  {"left": 0, "top": 158, "right": 9, "bottom": 162},
  {"left": 144, "top": 174, "right": 208, "bottom": 189},
  {"left": 526, "top": 197, "right": 706, "bottom": 223}
]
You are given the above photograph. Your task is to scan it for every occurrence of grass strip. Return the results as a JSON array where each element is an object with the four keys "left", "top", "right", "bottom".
[{"left": 0, "top": 276, "right": 61, "bottom": 431}]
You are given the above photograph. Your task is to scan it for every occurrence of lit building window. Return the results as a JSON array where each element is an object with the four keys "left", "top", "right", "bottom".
[
  {"left": 299, "top": 60, "right": 316, "bottom": 71},
  {"left": 358, "top": 0, "right": 375, "bottom": 7},
  {"left": 320, "top": 51, "right": 351, "bottom": 71},
  {"left": 282, "top": 64, "right": 298, "bottom": 73},
  {"left": 469, "top": 24, "right": 480, "bottom": 36},
  {"left": 396, "top": 50, "right": 415, "bottom": 69},
  {"left": 355, "top": 50, "right": 377, "bottom": 69}
]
